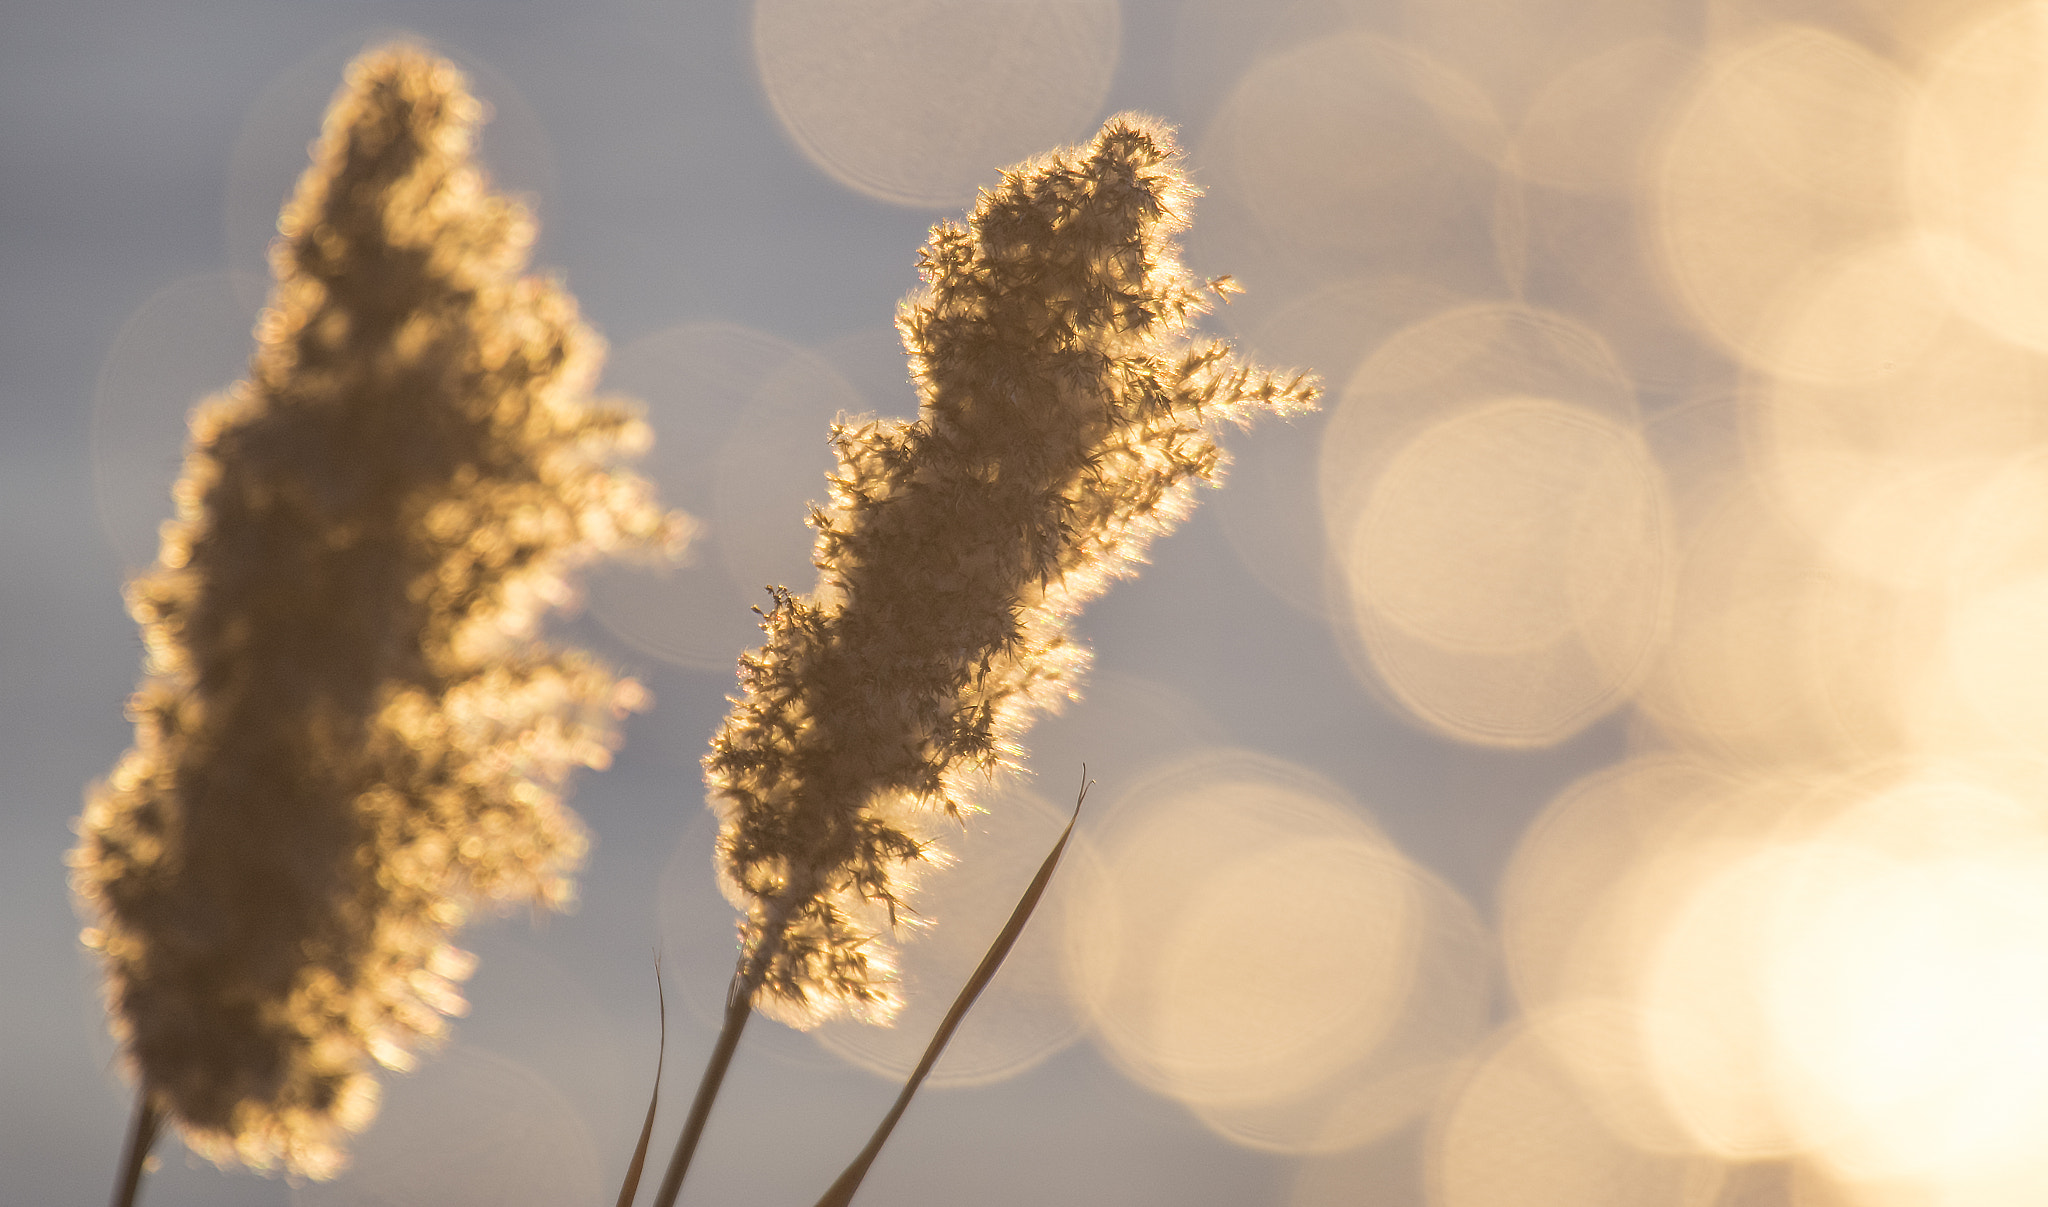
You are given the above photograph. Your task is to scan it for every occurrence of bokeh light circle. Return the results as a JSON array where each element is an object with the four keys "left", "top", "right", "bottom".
[
  {"left": 1430, "top": 1023, "right": 1723, "bottom": 1207},
  {"left": 1201, "top": 30, "right": 1501, "bottom": 287},
  {"left": 753, "top": 0, "right": 1119, "bottom": 208},
  {"left": 1653, "top": 26, "right": 1911, "bottom": 373},
  {"left": 1909, "top": 1, "right": 2048, "bottom": 355},
  {"left": 1066, "top": 751, "right": 1489, "bottom": 1152},
  {"left": 1333, "top": 396, "right": 1671, "bottom": 747}
]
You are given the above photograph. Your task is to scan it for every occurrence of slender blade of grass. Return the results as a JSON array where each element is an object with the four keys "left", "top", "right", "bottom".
[
  {"left": 811, "top": 773, "right": 1091, "bottom": 1207},
  {"left": 109, "top": 1084, "right": 160, "bottom": 1207},
  {"left": 646, "top": 927, "right": 782, "bottom": 1207},
  {"left": 614, "top": 959, "right": 668, "bottom": 1207}
]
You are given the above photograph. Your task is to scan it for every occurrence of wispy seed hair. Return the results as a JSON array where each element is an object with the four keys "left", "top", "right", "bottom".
[
  {"left": 68, "top": 45, "right": 685, "bottom": 1178},
  {"left": 705, "top": 114, "right": 1318, "bottom": 1027}
]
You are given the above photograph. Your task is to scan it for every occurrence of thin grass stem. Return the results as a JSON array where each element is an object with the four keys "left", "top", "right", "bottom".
[
  {"left": 614, "top": 958, "right": 668, "bottom": 1207},
  {"left": 646, "top": 928, "right": 783, "bottom": 1207},
  {"left": 109, "top": 1084, "right": 160, "bottom": 1207}
]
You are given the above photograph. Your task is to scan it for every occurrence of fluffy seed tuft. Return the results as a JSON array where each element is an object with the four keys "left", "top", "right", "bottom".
[
  {"left": 69, "top": 44, "right": 686, "bottom": 1177},
  {"left": 704, "top": 114, "right": 1317, "bottom": 1027}
]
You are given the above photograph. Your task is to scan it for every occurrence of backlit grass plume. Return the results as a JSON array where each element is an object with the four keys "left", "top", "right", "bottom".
[
  {"left": 69, "top": 45, "right": 683, "bottom": 1179},
  {"left": 705, "top": 114, "right": 1318, "bottom": 1027}
]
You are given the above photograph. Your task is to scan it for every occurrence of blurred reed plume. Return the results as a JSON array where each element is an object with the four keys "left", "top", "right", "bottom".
[
  {"left": 704, "top": 114, "right": 1319, "bottom": 1027},
  {"left": 69, "top": 44, "right": 684, "bottom": 1179}
]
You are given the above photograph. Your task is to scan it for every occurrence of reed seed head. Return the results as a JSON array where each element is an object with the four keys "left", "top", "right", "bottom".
[
  {"left": 705, "top": 114, "right": 1318, "bottom": 1027},
  {"left": 69, "top": 44, "right": 685, "bottom": 1178}
]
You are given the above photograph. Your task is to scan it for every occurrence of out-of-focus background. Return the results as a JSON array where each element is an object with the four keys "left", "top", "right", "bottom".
[{"left": 13, "top": 0, "right": 2048, "bottom": 1204}]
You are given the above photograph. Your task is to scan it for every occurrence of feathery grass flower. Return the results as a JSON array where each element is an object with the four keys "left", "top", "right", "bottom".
[
  {"left": 704, "top": 114, "right": 1318, "bottom": 1028},
  {"left": 69, "top": 44, "right": 685, "bottom": 1178}
]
